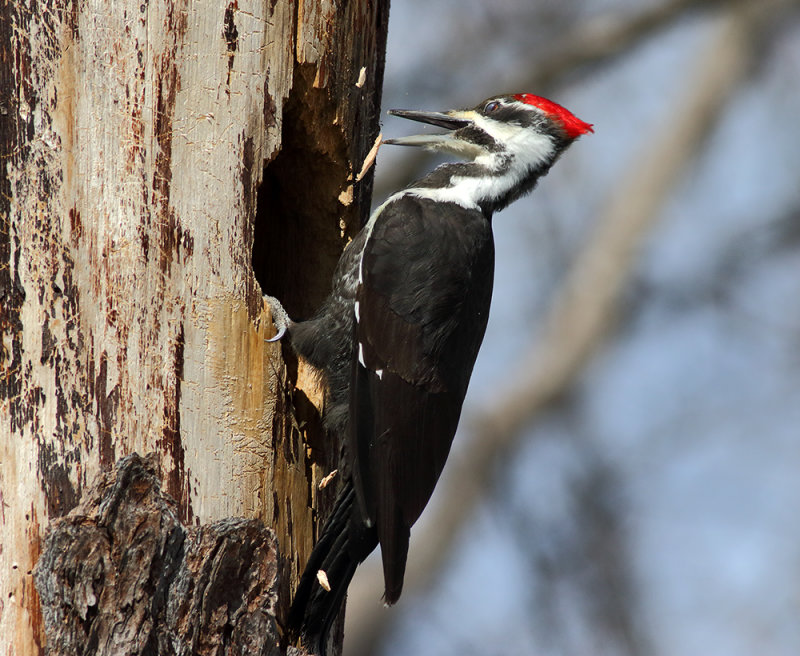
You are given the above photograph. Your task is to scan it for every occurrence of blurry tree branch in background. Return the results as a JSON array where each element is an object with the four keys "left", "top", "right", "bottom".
[
  {"left": 520, "top": 0, "right": 746, "bottom": 89},
  {"left": 348, "top": 1, "right": 786, "bottom": 653},
  {"left": 503, "top": 455, "right": 645, "bottom": 655}
]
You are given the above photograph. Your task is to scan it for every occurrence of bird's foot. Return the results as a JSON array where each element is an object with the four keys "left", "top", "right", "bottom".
[{"left": 263, "top": 295, "right": 293, "bottom": 342}]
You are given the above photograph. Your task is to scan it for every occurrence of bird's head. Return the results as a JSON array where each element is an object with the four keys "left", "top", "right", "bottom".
[{"left": 384, "top": 93, "right": 593, "bottom": 170}]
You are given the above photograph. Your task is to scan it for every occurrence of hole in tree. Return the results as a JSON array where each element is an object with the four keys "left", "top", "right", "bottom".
[{"left": 252, "top": 66, "right": 352, "bottom": 321}]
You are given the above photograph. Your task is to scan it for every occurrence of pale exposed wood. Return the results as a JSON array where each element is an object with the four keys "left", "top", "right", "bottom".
[{"left": 0, "top": 0, "right": 388, "bottom": 653}]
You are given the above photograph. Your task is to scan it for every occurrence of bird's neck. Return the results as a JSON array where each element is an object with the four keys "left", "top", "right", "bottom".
[{"left": 404, "top": 152, "right": 563, "bottom": 216}]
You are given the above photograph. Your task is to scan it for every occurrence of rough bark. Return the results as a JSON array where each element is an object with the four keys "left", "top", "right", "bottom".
[
  {"left": 0, "top": 0, "right": 388, "bottom": 653},
  {"left": 34, "top": 453, "right": 280, "bottom": 656}
]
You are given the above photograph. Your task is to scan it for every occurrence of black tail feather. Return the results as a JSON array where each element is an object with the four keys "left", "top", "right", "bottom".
[{"left": 288, "top": 483, "right": 378, "bottom": 655}]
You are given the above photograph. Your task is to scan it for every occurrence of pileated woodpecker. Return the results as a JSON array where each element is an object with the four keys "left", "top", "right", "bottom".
[{"left": 265, "top": 93, "right": 592, "bottom": 654}]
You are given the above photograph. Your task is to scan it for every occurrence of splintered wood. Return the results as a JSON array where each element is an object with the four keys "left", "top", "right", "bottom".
[{"left": 355, "top": 133, "right": 382, "bottom": 182}]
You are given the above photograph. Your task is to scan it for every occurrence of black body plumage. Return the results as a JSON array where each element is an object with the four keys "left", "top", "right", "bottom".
[
  {"left": 285, "top": 193, "right": 494, "bottom": 654},
  {"left": 273, "top": 93, "right": 592, "bottom": 654}
]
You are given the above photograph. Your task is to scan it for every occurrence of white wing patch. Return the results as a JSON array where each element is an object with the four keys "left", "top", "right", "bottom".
[
  {"left": 354, "top": 300, "right": 360, "bottom": 322},
  {"left": 358, "top": 342, "right": 366, "bottom": 367}
]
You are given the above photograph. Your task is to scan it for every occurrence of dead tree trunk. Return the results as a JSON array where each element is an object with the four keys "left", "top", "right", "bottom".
[{"left": 0, "top": 0, "right": 388, "bottom": 653}]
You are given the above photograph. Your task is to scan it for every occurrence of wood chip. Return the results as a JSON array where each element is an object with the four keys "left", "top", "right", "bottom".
[
  {"left": 317, "top": 569, "right": 331, "bottom": 591},
  {"left": 355, "top": 133, "right": 382, "bottom": 182},
  {"left": 356, "top": 66, "right": 367, "bottom": 88},
  {"left": 318, "top": 469, "right": 338, "bottom": 489},
  {"left": 338, "top": 186, "right": 354, "bottom": 206}
]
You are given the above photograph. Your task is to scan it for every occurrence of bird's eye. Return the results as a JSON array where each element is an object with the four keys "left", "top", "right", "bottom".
[{"left": 484, "top": 101, "right": 500, "bottom": 113}]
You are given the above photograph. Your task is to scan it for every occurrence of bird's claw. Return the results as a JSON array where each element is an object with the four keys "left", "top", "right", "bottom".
[
  {"left": 263, "top": 294, "right": 292, "bottom": 342},
  {"left": 267, "top": 325, "right": 287, "bottom": 343}
]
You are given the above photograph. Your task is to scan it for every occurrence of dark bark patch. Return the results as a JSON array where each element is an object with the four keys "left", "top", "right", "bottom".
[
  {"left": 37, "top": 441, "right": 79, "bottom": 518},
  {"left": 152, "top": 1, "right": 187, "bottom": 277},
  {"left": 68, "top": 206, "right": 82, "bottom": 241},
  {"left": 160, "top": 323, "right": 192, "bottom": 524},
  {"left": 0, "top": 1, "right": 27, "bottom": 416},
  {"left": 40, "top": 314, "right": 55, "bottom": 365},
  {"left": 94, "top": 352, "right": 119, "bottom": 470},
  {"left": 154, "top": 63, "right": 176, "bottom": 275},
  {"left": 223, "top": 2, "right": 238, "bottom": 93}
]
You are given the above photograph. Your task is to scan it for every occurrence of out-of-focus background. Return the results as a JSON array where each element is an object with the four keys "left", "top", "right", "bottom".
[{"left": 345, "top": 0, "right": 800, "bottom": 654}]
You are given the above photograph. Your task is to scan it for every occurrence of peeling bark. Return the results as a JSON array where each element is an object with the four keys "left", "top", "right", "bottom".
[{"left": 0, "top": 0, "right": 389, "bottom": 653}]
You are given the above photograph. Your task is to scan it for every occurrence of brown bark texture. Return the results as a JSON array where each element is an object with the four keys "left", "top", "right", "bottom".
[{"left": 0, "top": 0, "right": 388, "bottom": 653}]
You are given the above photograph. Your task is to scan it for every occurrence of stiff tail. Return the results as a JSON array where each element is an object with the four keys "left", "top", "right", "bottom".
[{"left": 287, "top": 483, "right": 377, "bottom": 655}]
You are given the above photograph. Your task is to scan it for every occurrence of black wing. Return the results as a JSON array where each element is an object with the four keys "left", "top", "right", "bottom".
[{"left": 351, "top": 193, "right": 494, "bottom": 601}]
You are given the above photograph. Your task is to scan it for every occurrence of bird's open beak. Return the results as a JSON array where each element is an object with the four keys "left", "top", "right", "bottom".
[
  {"left": 387, "top": 109, "right": 471, "bottom": 130},
  {"left": 383, "top": 109, "right": 473, "bottom": 148}
]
